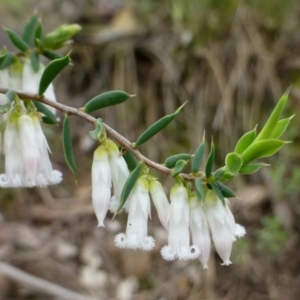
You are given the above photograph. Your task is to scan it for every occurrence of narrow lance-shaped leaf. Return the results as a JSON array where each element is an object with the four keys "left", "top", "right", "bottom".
[
  {"left": 239, "top": 162, "right": 269, "bottom": 174},
  {"left": 34, "top": 21, "right": 43, "bottom": 48},
  {"left": 30, "top": 51, "right": 39, "bottom": 72},
  {"left": 83, "top": 91, "right": 132, "bottom": 113},
  {"left": 0, "top": 52, "right": 14, "bottom": 70},
  {"left": 42, "top": 50, "right": 63, "bottom": 61},
  {"left": 216, "top": 182, "right": 236, "bottom": 198},
  {"left": 205, "top": 141, "right": 215, "bottom": 178},
  {"left": 6, "top": 29, "right": 29, "bottom": 52},
  {"left": 33, "top": 101, "right": 58, "bottom": 125},
  {"left": 241, "top": 139, "right": 287, "bottom": 165},
  {"left": 134, "top": 102, "right": 186, "bottom": 147},
  {"left": 192, "top": 134, "right": 206, "bottom": 173},
  {"left": 22, "top": 15, "right": 38, "bottom": 44},
  {"left": 123, "top": 149, "right": 138, "bottom": 171},
  {"left": 38, "top": 54, "right": 71, "bottom": 96},
  {"left": 270, "top": 115, "right": 294, "bottom": 139},
  {"left": 225, "top": 152, "right": 243, "bottom": 174},
  {"left": 255, "top": 91, "right": 289, "bottom": 141},
  {"left": 195, "top": 177, "right": 205, "bottom": 201},
  {"left": 210, "top": 182, "right": 225, "bottom": 206},
  {"left": 0, "top": 47, "right": 8, "bottom": 66},
  {"left": 89, "top": 118, "right": 105, "bottom": 141},
  {"left": 171, "top": 159, "right": 187, "bottom": 177},
  {"left": 234, "top": 126, "right": 257, "bottom": 154},
  {"left": 164, "top": 153, "right": 191, "bottom": 168},
  {"left": 62, "top": 115, "right": 77, "bottom": 181},
  {"left": 0, "top": 90, "right": 15, "bottom": 114},
  {"left": 117, "top": 162, "right": 144, "bottom": 213}
]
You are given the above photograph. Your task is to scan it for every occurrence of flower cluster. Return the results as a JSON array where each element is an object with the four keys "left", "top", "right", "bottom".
[
  {"left": 0, "top": 59, "right": 61, "bottom": 187},
  {"left": 91, "top": 147, "right": 245, "bottom": 267},
  {"left": 91, "top": 138, "right": 130, "bottom": 227}
]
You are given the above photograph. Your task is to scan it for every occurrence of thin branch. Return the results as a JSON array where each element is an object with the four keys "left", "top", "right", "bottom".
[
  {"left": 0, "top": 87, "right": 195, "bottom": 181},
  {"left": 0, "top": 261, "right": 99, "bottom": 300}
]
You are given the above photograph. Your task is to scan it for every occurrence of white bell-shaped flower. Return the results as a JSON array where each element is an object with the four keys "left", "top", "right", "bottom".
[
  {"left": 22, "top": 60, "right": 57, "bottom": 114},
  {"left": 92, "top": 146, "right": 111, "bottom": 227},
  {"left": 161, "top": 184, "right": 200, "bottom": 261},
  {"left": 107, "top": 140, "right": 130, "bottom": 213},
  {"left": 0, "top": 108, "right": 62, "bottom": 188},
  {"left": 149, "top": 180, "right": 169, "bottom": 231},
  {"left": 204, "top": 191, "right": 245, "bottom": 266},
  {"left": 115, "top": 177, "right": 155, "bottom": 251},
  {"left": 189, "top": 193, "right": 211, "bottom": 269}
]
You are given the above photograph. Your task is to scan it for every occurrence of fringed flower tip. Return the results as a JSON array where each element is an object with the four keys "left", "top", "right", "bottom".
[
  {"left": 161, "top": 245, "right": 200, "bottom": 261},
  {"left": 114, "top": 233, "right": 155, "bottom": 251}
]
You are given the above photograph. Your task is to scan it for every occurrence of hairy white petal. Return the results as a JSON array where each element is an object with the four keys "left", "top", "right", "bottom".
[
  {"left": 161, "top": 185, "right": 199, "bottom": 261},
  {"left": 115, "top": 179, "right": 154, "bottom": 251},
  {"left": 205, "top": 197, "right": 244, "bottom": 266},
  {"left": 108, "top": 154, "right": 129, "bottom": 212},
  {"left": 190, "top": 205, "right": 211, "bottom": 269},
  {"left": 92, "top": 148, "right": 111, "bottom": 226},
  {"left": 149, "top": 180, "right": 169, "bottom": 231}
]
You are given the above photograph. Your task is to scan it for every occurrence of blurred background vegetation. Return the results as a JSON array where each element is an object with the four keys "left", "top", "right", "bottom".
[{"left": 0, "top": 0, "right": 300, "bottom": 299}]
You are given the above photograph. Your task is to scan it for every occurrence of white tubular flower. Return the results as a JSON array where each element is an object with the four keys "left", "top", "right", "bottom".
[
  {"left": 92, "top": 146, "right": 112, "bottom": 227},
  {"left": 161, "top": 184, "right": 200, "bottom": 261},
  {"left": 0, "top": 113, "right": 23, "bottom": 187},
  {"left": 22, "top": 60, "right": 57, "bottom": 114},
  {"left": 115, "top": 178, "right": 155, "bottom": 251},
  {"left": 18, "top": 115, "right": 40, "bottom": 186},
  {"left": 189, "top": 194, "right": 211, "bottom": 269},
  {"left": 204, "top": 191, "right": 246, "bottom": 266},
  {"left": 149, "top": 180, "right": 169, "bottom": 231},
  {"left": 0, "top": 109, "right": 62, "bottom": 188},
  {"left": 0, "top": 69, "right": 10, "bottom": 105},
  {"left": 107, "top": 141, "right": 130, "bottom": 213},
  {"left": 31, "top": 115, "right": 62, "bottom": 186}
]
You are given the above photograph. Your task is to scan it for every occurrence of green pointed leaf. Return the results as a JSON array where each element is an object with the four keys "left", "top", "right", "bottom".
[
  {"left": 42, "top": 50, "right": 63, "bottom": 60},
  {"left": 0, "top": 90, "right": 15, "bottom": 114},
  {"left": 192, "top": 137, "right": 206, "bottom": 173},
  {"left": 0, "top": 47, "right": 8, "bottom": 66},
  {"left": 225, "top": 152, "right": 243, "bottom": 174},
  {"left": 22, "top": 15, "right": 38, "bottom": 44},
  {"left": 62, "top": 115, "right": 77, "bottom": 180},
  {"left": 134, "top": 102, "right": 186, "bottom": 147},
  {"left": 118, "top": 162, "right": 143, "bottom": 212},
  {"left": 0, "top": 52, "right": 14, "bottom": 70},
  {"left": 195, "top": 177, "right": 205, "bottom": 201},
  {"left": 205, "top": 141, "right": 215, "bottom": 178},
  {"left": 33, "top": 101, "right": 58, "bottom": 124},
  {"left": 216, "top": 182, "right": 236, "bottom": 198},
  {"left": 234, "top": 126, "right": 257, "bottom": 154},
  {"left": 270, "top": 116, "right": 294, "bottom": 139},
  {"left": 42, "top": 24, "right": 82, "bottom": 49},
  {"left": 6, "top": 29, "right": 29, "bottom": 52},
  {"left": 241, "top": 139, "right": 287, "bottom": 165},
  {"left": 30, "top": 51, "right": 39, "bottom": 72},
  {"left": 83, "top": 91, "right": 131, "bottom": 114},
  {"left": 210, "top": 182, "right": 225, "bottom": 205},
  {"left": 256, "top": 92, "right": 289, "bottom": 141},
  {"left": 38, "top": 54, "right": 71, "bottom": 96},
  {"left": 34, "top": 21, "right": 43, "bottom": 48},
  {"left": 164, "top": 153, "right": 191, "bottom": 168},
  {"left": 89, "top": 118, "right": 104, "bottom": 140},
  {"left": 123, "top": 149, "right": 138, "bottom": 171},
  {"left": 239, "top": 163, "right": 269, "bottom": 174},
  {"left": 171, "top": 159, "right": 187, "bottom": 177}
]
